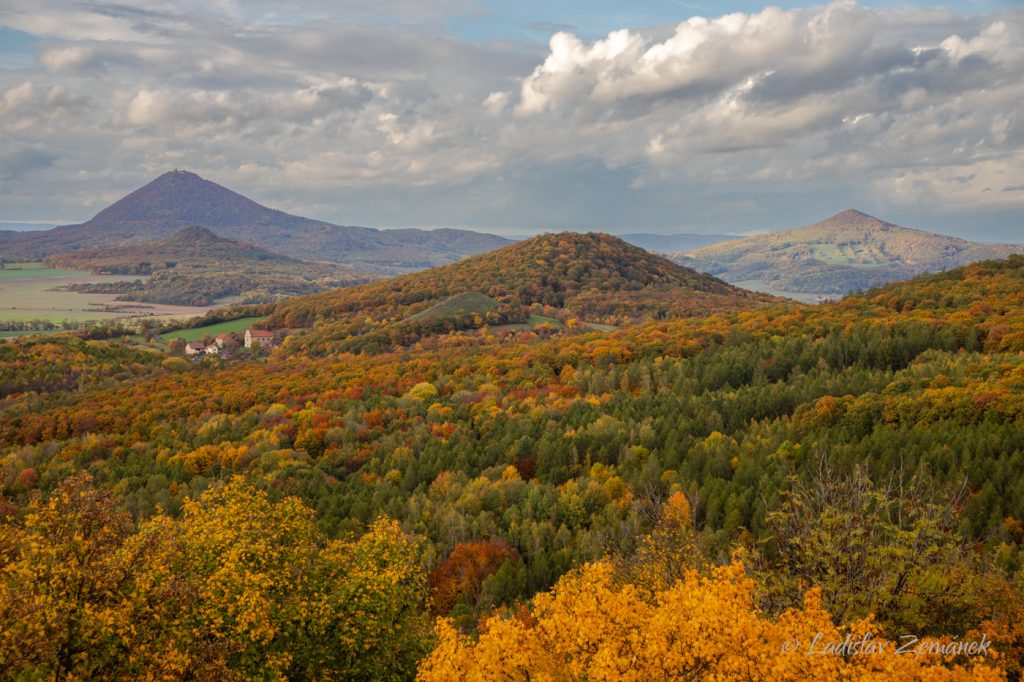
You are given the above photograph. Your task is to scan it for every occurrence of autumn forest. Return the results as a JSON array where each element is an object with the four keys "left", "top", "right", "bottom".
[{"left": 3, "top": 233, "right": 1024, "bottom": 680}]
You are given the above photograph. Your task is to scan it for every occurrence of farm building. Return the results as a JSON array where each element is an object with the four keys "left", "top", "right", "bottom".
[
  {"left": 185, "top": 341, "right": 220, "bottom": 356},
  {"left": 245, "top": 328, "right": 276, "bottom": 349},
  {"left": 184, "top": 342, "right": 206, "bottom": 355}
]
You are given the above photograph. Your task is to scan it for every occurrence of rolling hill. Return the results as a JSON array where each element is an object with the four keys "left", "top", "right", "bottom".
[
  {"left": 270, "top": 231, "right": 777, "bottom": 352},
  {"left": 675, "top": 209, "right": 1024, "bottom": 299},
  {"left": 44, "top": 226, "right": 373, "bottom": 306},
  {"left": 0, "top": 170, "right": 510, "bottom": 271}
]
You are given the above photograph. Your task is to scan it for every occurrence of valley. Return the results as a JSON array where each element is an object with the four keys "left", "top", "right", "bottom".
[
  {"left": 44, "top": 226, "right": 373, "bottom": 307},
  {"left": 0, "top": 262, "right": 214, "bottom": 327}
]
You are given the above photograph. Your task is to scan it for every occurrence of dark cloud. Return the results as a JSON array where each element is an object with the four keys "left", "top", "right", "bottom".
[{"left": 0, "top": 144, "right": 55, "bottom": 180}]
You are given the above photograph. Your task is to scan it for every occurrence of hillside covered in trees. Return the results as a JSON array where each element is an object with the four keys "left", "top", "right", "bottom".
[
  {"left": 270, "top": 231, "right": 776, "bottom": 353},
  {"left": 3, "top": 249, "right": 1024, "bottom": 678},
  {"left": 44, "top": 226, "right": 373, "bottom": 306}
]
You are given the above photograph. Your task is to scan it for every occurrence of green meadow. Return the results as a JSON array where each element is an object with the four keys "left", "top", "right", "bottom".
[{"left": 159, "top": 317, "right": 263, "bottom": 342}]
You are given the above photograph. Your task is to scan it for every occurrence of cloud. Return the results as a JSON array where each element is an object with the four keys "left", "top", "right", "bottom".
[
  {"left": 0, "top": 142, "right": 55, "bottom": 180},
  {"left": 495, "top": 2, "right": 1024, "bottom": 214},
  {"left": 0, "top": 0, "right": 1021, "bottom": 238}
]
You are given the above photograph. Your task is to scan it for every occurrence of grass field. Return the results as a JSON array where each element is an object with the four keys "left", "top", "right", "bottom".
[
  {"left": 159, "top": 317, "right": 263, "bottom": 342},
  {"left": 405, "top": 292, "right": 499, "bottom": 323},
  {"left": 491, "top": 313, "right": 564, "bottom": 332},
  {"left": 0, "top": 265, "right": 213, "bottom": 324},
  {"left": 1, "top": 261, "right": 48, "bottom": 270},
  {"left": 0, "top": 265, "right": 82, "bottom": 281}
]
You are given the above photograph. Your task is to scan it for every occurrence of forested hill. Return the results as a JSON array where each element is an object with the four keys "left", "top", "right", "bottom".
[
  {"left": 42, "top": 226, "right": 372, "bottom": 307},
  {"left": 0, "top": 170, "right": 510, "bottom": 270},
  {"left": 45, "top": 226, "right": 300, "bottom": 272},
  {"left": 270, "top": 231, "right": 776, "bottom": 332}
]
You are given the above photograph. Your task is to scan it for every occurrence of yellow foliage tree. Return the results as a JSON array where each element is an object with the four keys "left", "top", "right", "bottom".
[
  {"left": 0, "top": 474, "right": 431, "bottom": 681},
  {"left": 418, "top": 559, "right": 1007, "bottom": 681}
]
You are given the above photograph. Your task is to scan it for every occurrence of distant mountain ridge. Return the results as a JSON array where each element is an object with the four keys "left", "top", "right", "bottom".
[
  {"left": 45, "top": 225, "right": 372, "bottom": 307},
  {"left": 675, "top": 209, "right": 1024, "bottom": 297},
  {"left": 0, "top": 170, "right": 510, "bottom": 271},
  {"left": 45, "top": 225, "right": 299, "bottom": 273}
]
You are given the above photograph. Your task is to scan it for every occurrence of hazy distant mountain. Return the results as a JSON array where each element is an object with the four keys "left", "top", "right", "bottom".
[
  {"left": 0, "top": 171, "right": 510, "bottom": 271},
  {"left": 675, "top": 209, "right": 1024, "bottom": 297},
  {"left": 619, "top": 232, "right": 736, "bottom": 253},
  {"left": 0, "top": 222, "right": 57, "bottom": 232}
]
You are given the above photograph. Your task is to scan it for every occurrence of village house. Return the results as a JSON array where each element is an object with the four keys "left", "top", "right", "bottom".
[
  {"left": 184, "top": 341, "right": 220, "bottom": 356},
  {"left": 245, "top": 328, "right": 275, "bottom": 349},
  {"left": 214, "top": 332, "right": 234, "bottom": 349},
  {"left": 184, "top": 341, "right": 206, "bottom": 356}
]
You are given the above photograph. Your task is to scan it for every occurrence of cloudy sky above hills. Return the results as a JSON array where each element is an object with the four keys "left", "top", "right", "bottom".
[{"left": 0, "top": 0, "right": 1022, "bottom": 239}]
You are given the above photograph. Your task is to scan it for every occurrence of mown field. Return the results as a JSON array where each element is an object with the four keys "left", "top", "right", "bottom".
[{"left": 0, "top": 262, "right": 212, "bottom": 324}]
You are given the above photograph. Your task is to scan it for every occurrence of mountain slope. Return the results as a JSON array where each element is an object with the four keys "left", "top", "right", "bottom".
[
  {"left": 675, "top": 209, "right": 1024, "bottom": 297},
  {"left": 45, "top": 225, "right": 300, "bottom": 273},
  {"left": 0, "top": 170, "right": 510, "bottom": 270},
  {"left": 619, "top": 232, "right": 737, "bottom": 253},
  {"left": 270, "top": 232, "right": 777, "bottom": 351},
  {"left": 44, "top": 226, "right": 372, "bottom": 306}
]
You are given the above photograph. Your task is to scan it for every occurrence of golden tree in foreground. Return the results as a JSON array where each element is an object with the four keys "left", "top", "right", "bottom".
[
  {"left": 418, "top": 558, "right": 1008, "bottom": 682},
  {"left": 0, "top": 474, "right": 430, "bottom": 681}
]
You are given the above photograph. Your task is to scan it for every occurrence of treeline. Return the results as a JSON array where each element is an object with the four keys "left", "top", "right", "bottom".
[{"left": 64, "top": 268, "right": 373, "bottom": 307}]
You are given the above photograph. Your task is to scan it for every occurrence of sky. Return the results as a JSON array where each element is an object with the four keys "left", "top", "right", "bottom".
[{"left": 0, "top": 0, "right": 1022, "bottom": 240}]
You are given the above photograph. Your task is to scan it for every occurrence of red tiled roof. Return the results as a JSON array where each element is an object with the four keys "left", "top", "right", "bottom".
[
  {"left": 215, "top": 333, "right": 233, "bottom": 340},
  {"left": 186, "top": 342, "right": 205, "bottom": 349},
  {"left": 248, "top": 329, "right": 274, "bottom": 337}
]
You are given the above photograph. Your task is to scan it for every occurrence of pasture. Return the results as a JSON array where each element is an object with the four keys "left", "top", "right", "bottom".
[{"left": 159, "top": 317, "right": 264, "bottom": 342}]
